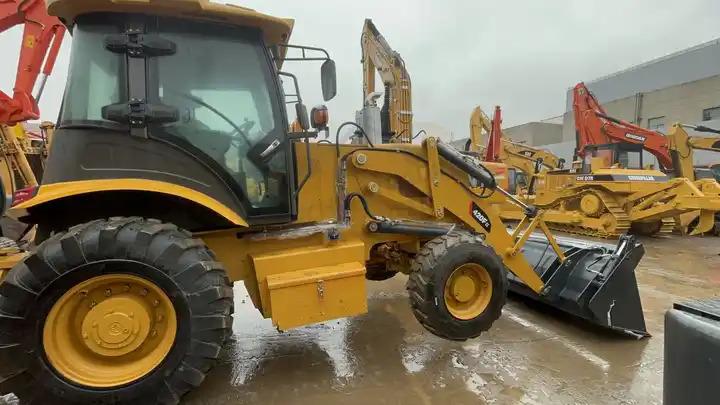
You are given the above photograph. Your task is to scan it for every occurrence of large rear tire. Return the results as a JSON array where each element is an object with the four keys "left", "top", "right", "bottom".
[
  {"left": 407, "top": 232, "right": 507, "bottom": 341},
  {"left": 0, "top": 217, "right": 233, "bottom": 404}
]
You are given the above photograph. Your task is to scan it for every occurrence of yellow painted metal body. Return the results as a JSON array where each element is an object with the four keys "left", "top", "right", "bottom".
[
  {"left": 47, "top": 0, "right": 294, "bottom": 55},
  {"left": 9, "top": 179, "right": 249, "bottom": 226},
  {"left": 14, "top": 139, "right": 556, "bottom": 331},
  {"left": 495, "top": 166, "right": 720, "bottom": 237},
  {"left": 0, "top": 124, "right": 40, "bottom": 196},
  {"left": 43, "top": 274, "right": 177, "bottom": 388}
]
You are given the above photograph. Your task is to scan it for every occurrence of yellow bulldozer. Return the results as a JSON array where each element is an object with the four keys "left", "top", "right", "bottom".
[
  {"left": 0, "top": 1, "right": 648, "bottom": 403},
  {"left": 470, "top": 105, "right": 720, "bottom": 238}
]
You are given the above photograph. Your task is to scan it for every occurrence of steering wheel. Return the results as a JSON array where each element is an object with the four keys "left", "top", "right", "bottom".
[{"left": 178, "top": 92, "right": 253, "bottom": 147}]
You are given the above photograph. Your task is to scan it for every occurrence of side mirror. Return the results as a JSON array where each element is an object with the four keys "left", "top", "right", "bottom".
[
  {"left": 310, "top": 105, "right": 329, "bottom": 130},
  {"left": 296, "top": 103, "right": 310, "bottom": 131},
  {"left": 320, "top": 59, "right": 337, "bottom": 101}
]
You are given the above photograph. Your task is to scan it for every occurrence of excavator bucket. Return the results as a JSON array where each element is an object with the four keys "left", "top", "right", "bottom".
[{"left": 508, "top": 233, "right": 648, "bottom": 337}]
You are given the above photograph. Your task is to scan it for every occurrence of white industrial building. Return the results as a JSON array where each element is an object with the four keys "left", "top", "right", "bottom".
[{"left": 453, "top": 38, "right": 720, "bottom": 167}]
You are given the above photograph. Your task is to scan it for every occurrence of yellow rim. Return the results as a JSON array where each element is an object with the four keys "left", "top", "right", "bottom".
[
  {"left": 43, "top": 274, "right": 177, "bottom": 388},
  {"left": 444, "top": 263, "right": 493, "bottom": 320}
]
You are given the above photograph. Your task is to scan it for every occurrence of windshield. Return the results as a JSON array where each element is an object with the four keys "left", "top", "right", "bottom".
[
  {"left": 60, "top": 21, "right": 125, "bottom": 128},
  {"left": 59, "top": 16, "right": 291, "bottom": 217},
  {"left": 149, "top": 22, "right": 288, "bottom": 214}
]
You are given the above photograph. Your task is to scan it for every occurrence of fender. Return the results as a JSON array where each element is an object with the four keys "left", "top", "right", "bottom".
[{"left": 8, "top": 178, "right": 248, "bottom": 227}]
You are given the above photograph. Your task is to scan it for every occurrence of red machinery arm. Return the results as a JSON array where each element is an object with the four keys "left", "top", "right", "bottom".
[
  {"left": 573, "top": 82, "right": 674, "bottom": 170},
  {"left": 0, "top": 0, "right": 65, "bottom": 124},
  {"left": 484, "top": 106, "right": 503, "bottom": 162}
]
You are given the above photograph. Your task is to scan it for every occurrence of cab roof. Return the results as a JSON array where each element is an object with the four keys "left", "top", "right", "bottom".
[{"left": 47, "top": 0, "right": 294, "bottom": 47}]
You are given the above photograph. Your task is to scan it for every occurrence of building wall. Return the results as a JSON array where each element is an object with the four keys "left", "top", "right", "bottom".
[{"left": 504, "top": 122, "right": 563, "bottom": 146}]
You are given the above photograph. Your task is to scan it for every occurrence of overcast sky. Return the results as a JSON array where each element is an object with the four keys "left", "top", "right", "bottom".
[{"left": 1, "top": 0, "right": 719, "bottom": 142}]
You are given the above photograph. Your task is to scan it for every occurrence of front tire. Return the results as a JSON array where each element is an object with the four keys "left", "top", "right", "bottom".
[
  {"left": 0, "top": 217, "right": 233, "bottom": 404},
  {"left": 407, "top": 232, "right": 507, "bottom": 341}
]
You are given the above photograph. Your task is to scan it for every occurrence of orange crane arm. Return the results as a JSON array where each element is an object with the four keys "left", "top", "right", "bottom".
[
  {"left": 484, "top": 106, "right": 502, "bottom": 162},
  {"left": 573, "top": 82, "right": 673, "bottom": 170},
  {"left": 0, "top": 0, "right": 65, "bottom": 125}
]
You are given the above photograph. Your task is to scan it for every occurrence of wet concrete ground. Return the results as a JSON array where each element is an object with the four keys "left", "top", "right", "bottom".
[
  {"left": 1, "top": 235, "right": 717, "bottom": 404},
  {"left": 181, "top": 234, "right": 720, "bottom": 405}
]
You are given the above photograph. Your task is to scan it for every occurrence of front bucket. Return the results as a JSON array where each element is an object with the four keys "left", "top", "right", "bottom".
[{"left": 508, "top": 233, "right": 648, "bottom": 338}]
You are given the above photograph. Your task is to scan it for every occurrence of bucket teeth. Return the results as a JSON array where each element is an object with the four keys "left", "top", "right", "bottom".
[{"left": 508, "top": 233, "right": 649, "bottom": 337}]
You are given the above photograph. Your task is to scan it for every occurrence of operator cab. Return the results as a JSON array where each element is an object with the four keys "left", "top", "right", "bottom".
[
  {"left": 581, "top": 143, "right": 644, "bottom": 172},
  {"left": 43, "top": 6, "right": 336, "bottom": 228}
]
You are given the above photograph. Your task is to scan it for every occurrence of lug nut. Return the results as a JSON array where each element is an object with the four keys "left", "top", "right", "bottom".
[
  {"left": 152, "top": 299, "right": 159, "bottom": 307},
  {"left": 104, "top": 289, "right": 112, "bottom": 297},
  {"left": 140, "top": 288, "right": 148, "bottom": 296}
]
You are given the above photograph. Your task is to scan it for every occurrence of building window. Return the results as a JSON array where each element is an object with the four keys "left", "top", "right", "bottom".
[
  {"left": 703, "top": 106, "right": 720, "bottom": 121},
  {"left": 647, "top": 116, "right": 665, "bottom": 133}
]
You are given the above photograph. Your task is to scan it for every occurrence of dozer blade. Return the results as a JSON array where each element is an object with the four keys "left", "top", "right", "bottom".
[{"left": 507, "top": 233, "right": 648, "bottom": 338}]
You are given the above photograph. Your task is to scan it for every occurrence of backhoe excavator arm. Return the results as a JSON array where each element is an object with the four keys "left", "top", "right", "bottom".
[
  {"left": 475, "top": 105, "right": 564, "bottom": 175},
  {"left": 467, "top": 106, "right": 492, "bottom": 154},
  {"left": 361, "top": 19, "right": 412, "bottom": 143},
  {"left": 573, "top": 82, "right": 674, "bottom": 170},
  {"left": 0, "top": 0, "right": 65, "bottom": 124},
  {"left": 665, "top": 123, "right": 720, "bottom": 180}
]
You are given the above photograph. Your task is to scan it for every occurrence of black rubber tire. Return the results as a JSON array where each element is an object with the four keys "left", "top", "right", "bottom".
[
  {"left": 406, "top": 232, "right": 507, "bottom": 341},
  {"left": 0, "top": 217, "right": 233, "bottom": 404}
]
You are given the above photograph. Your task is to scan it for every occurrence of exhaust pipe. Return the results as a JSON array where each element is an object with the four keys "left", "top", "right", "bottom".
[{"left": 509, "top": 233, "right": 648, "bottom": 338}]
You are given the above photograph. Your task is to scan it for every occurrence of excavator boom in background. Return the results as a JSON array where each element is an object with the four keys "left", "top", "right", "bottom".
[
  {"left": 358, "top": 18, "right": 412, "bottom": 143},
  {"left": 0, "top": 0, "right": 65, "bottom": 124},
  {"left": 573, "top": 82, "right": 720, "bottom": 178}
]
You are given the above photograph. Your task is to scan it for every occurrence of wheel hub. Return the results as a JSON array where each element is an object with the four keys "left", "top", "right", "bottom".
[
  {"left": 81, "top": 297, "right": 150, "bottom": 356},
  {"left": 444, "top": 263, "right": 493, "bottom": 320},
  {"left": 43, "top": 274, "right": 177, "bottom": 388},
  {"left": 450, "top": 274, "right": 477, "bottom": 303}
]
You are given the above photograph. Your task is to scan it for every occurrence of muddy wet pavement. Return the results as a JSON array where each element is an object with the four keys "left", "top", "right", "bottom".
[
  {"left": 2, "top": 235, "right": 717, "bottom": 404},
  {"left": 179, "top": 235, "right": 719, "bottom": 404}
]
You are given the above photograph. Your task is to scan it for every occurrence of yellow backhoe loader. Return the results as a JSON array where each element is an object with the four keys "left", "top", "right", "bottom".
[{"left": 0, "top": 1, "right": 647, "bottom": 403}]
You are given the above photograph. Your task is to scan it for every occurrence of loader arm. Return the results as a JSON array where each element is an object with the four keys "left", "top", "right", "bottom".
[
  {"left": 0, "top": 0, "right": 65, "bottom": 124},
  {"left": 361, "top": 19, "right": 412, "bottom": 142},
  {"left": 346, "top": 139, "right": 549, "bottom": 293},
  {"left": 343, "top": 138, "right": 647, "bottom": 335}
]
